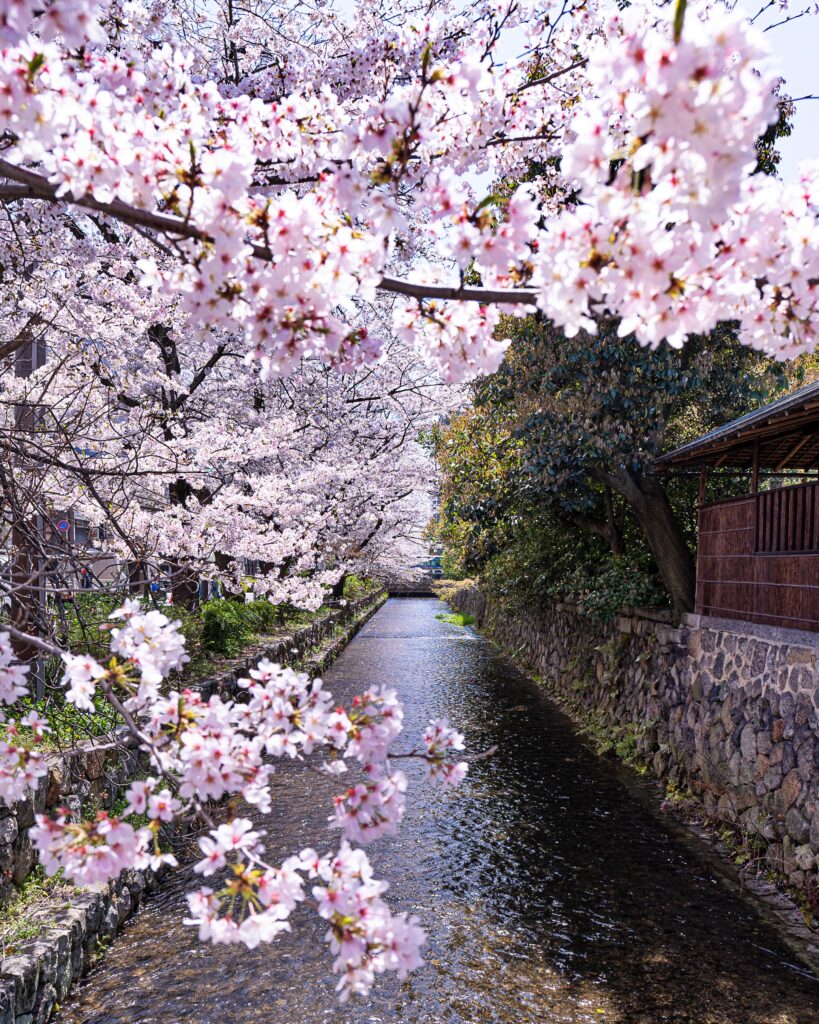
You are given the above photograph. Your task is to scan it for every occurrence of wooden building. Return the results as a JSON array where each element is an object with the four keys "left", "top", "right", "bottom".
[{"left": 655, "top": 381, "right": 819, "bottom": 633}]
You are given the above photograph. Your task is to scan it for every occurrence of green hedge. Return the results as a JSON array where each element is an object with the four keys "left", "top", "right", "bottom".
[{"left": 200, "top": 598, "right": 284, "bottom": 657}]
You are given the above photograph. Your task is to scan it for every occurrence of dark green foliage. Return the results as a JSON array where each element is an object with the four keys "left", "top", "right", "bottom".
[
  {"left": 200, "top": 598, "right": 282, "bottom": 657},
  {"left": 479, "top": 516, "right": 665, "bottom": 621},
  {"left": 17, "top": 686, "right": 121, "bottom": 750},
  {"left": 480, "top": 317, "right": 786, "bottom": 521},
  {"left": 48, "top": 591, "right": 122, "bottom": 672},
  {"left": 13, "top": 592, "right": 127, "bottom": 748},
  {"left": 754, "top": 85, "right": 794, "bottom": 178},
  {"left": 431, "top": 315, "right": 792, "bottom": 617}
]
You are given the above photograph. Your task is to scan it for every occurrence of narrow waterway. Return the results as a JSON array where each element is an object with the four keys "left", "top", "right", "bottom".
[{"left": 58, "top": 598, "right": 819, "bottom": 1024}]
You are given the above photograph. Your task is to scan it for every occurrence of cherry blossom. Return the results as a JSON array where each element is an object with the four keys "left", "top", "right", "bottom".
[
  {"left": 61, "top": 653, "right": 107, "bottom": 711},
  {"left": 25, "top": 604, "right": 469, "bottom": 998},
  {"left": 31, "top": 812, "right": 144, "bottom": 886},
  {"left": 3, "top": 0, "right": 819, "bottom": 1003},
  {"left": 0, "top": 632, "right": 30, "bottom": 705},
  {"left": 0, "top": 0, "right": 815, "bottom": 382},
  {"left": 109, "top": 600, "right": 189, "bottom": 687},
  {"left": 0, "top": 634, "right": 48, "bottom": 803}
]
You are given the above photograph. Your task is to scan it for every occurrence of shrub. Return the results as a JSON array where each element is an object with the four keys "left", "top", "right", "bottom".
[
  {"left": 200, "top": 599, "right": 257, "bottom": 657},
  {"left": 434, "top": 612, "right": 476, "bottom": 627},
  {"left": 341, "top": 574, "right": 379, "bottom": 599},
  {"left": 481, "top": 525, "right": 666, "bottom": 622},
  {"left": 199, "top": 597, "right": 296, "bottom": 656}
]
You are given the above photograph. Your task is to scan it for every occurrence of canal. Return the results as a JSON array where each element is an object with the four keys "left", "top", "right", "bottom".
[{"left": 58, "top": 598, "right": 819, "bottom": 1023}]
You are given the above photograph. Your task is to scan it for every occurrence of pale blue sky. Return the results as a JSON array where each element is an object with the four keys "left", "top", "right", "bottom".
[{"left": 738, "top": 0, "right": 819, "bottom": 178}]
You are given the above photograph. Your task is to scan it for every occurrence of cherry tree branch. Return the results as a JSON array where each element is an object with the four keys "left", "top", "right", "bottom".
[
  {"left": 0, "top": 161, "right": 539, "bottom": 307},
  {"left": 509, "top": 56, "right": 588, "bottom": 94},
  {"left": 377, "top": 276, "right": 537, "bottom": 305}
]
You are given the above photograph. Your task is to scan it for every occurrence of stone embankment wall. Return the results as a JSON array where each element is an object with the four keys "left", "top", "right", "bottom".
[
  {"left": 452, "top": 587, "right": 819, "bottom": 894},
  {"left": 0, "top": 590, "right": 386, "bottom": 1024}
]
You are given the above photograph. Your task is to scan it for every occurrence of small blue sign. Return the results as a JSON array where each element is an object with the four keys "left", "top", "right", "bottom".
[{"left": 57, "top": 519, "right": 69, "bottom": 532}]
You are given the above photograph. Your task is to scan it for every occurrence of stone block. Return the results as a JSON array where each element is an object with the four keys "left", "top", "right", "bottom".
[
  {"left": 797, "top": 739, "right": 815, "bottom": 782},
  {"left": 0, "top": 985, "right": 13, "bottom": 1024},
  {"left": 13, "top": 835, "right": 35, "bottom": 886},
  {"left": 780, "top": 691, "right": 796, "bottom": 730},
  {"left": 51, "top": 932, "right": 74, "bottom": 1001},
  {"left": 740, "top": 723, "right": 757, "bottom": 760},
  {"left": 786, "top": 807, "right": 811, "bottom": 844},
  {"left": 786, "top": 645, "right": 815, "bottom": 666},
  {"left": 26, "top": 939, "right": 57, "bottom": 994},
  {"left": 811, "top": 808, "right": 819, "bottom": 848},
  {"left": 781, "top": 769, "right": 802, "bottom": 809},
  {"left": 1, "top": 953, "right": 39, "bottom": 1014},
  {"left": 0, "top": 817, "right": 17, "bottom": 846},
  {"left": 44, "top": 768, "right": 63, "bottom": 809},
  {"left": 795, "top": 691, "right": 813, "bottom": 725},
  {"left": 16, "top": 793, "right": 36, "bottom": 830},
  {"left": 735, "top": 785, "right": 758, "bottom": 812},
  {"left": 33, "top": 982, "right": 56, "bottom": 1024},
  {"left": 115, "top": 886, "right": 132, "bottom": 924},
  {"left": 751, "top": 645, "right": 767, "bottom": 678},
  {"left": 99, "top": 899, "right": 119, "bottom": 941}
]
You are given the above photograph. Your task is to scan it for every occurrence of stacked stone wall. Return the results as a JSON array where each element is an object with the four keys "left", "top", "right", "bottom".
[{"left": 452, "top": 587, "right": 819, "bottom": 893}]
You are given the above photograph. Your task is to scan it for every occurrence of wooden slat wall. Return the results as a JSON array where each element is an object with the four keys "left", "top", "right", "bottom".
[{"left": 695, "top": 484, "right": 819, "bottom": 632}]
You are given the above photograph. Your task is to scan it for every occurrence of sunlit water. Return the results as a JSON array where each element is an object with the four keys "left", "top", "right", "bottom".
[{"left": 57, "top": 598, "right": 819, "bottom": 1024}]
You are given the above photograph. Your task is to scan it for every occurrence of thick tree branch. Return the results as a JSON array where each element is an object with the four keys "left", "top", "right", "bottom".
[{"left": 0, "top": 161, "right": 540, "bottom": 307}]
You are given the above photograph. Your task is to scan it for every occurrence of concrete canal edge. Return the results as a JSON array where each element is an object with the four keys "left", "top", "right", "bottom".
[
  {"left": 447, "top": 582, "right": 819, "bottom": 980},
  {"left": 0, "top": 590, "right": 387, "bottom": 1024}
]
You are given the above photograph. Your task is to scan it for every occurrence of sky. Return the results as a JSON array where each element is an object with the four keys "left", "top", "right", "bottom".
[{"left": 738, "top": 0, "right": 819, "bottom": 179}]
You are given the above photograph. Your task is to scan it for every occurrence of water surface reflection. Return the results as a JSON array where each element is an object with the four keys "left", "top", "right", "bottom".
[{"left": 58, "top": 598, "right": 819, "bottom": 1023}]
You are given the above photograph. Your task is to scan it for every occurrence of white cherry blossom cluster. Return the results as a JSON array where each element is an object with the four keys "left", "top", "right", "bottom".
[
  {"left": 310, "top": 841, "right": 426, "bottom": 1002},
  {"left": 0, "top": 0, "right": 108, "bottom": 45},
  {"left": 0, "top": 633, "right": 49, "bottom": 804},
  {"left": 59, "top": 600, "right": 188, "bottom": 710},
  {"left": 186, "top": 837, "right": 424, "bottom": 1000},
  {"left": 1, "top": 0, "right": 817, "bottom": 384},
  {"left": 0, "top": 632, "right": 30, "bottom": 706},
  {"left": 329, "top": 768, "right": 408, "bottom": 845},
  {"left": 29, "top": 605, "right": 469, "bottom": 999},
  {"left": 109, "top": 599, "right": 190, "bottom": 689},
  {"left": 422, "top": 717, "right": 469, "bottom": 787},
  {"left": 32, "top": 812, "right": 143, "bottom": 885}
]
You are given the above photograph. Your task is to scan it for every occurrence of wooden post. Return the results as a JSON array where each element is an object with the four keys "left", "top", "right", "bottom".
[
  {"left": 752, "top": 441, "right": 761, "bottom": 554},
  {"left": 751, "top": 441, "right": 760, "bottom": 494}
]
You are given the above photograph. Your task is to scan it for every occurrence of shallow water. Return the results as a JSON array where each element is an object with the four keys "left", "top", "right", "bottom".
[{"left": 57, "top": 598, "right": 819, "bottom": 1024}]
